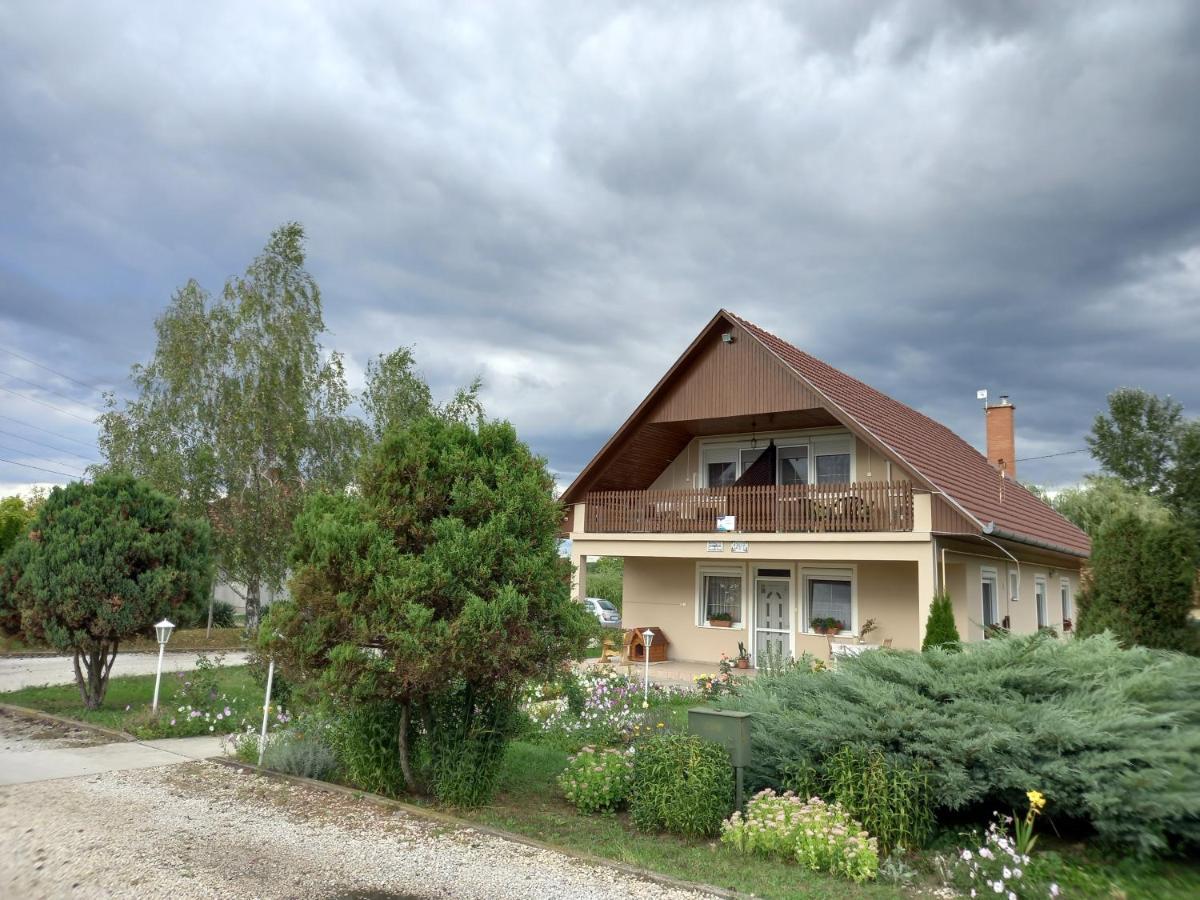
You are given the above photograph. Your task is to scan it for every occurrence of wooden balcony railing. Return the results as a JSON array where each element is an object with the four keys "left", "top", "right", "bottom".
[{"left": 583, "top": 482, "right": 914, "bottom": 534}]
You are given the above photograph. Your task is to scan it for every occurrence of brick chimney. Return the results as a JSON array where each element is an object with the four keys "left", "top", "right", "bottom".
[{"left": 986, "top": 396, "right": 1016, "bottom": 479}]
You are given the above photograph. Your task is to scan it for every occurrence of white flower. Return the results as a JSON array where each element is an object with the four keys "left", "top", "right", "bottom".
[
  {"left": 1003, "top": 868, "right": 1012, "bottom": 879},
  {"left": 1049, "top": 884, "right": 1060, "bottom": 897},
  {"left": 962, "top": 850, "right": 973, "bottom": 861},
  {"left": 992, "top": 881, "right": 1004, "bottom": 893}
]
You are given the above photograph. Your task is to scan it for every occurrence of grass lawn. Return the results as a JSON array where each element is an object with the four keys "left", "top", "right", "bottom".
[
  {"left": 434, "top": 739, "right": 901, "bottom": 899},
  {"left": 0, "top": 664, "right": 259, "bottom": 733}
]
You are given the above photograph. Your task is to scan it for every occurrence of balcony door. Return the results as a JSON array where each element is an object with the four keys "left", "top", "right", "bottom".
[{"left": 754, "top": 569, "right": 792, "bottom": 663}]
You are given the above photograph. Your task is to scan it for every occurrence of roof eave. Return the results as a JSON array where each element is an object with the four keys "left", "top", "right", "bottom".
[{"left": 981, "top": 522, "right": 1091, "bottom": 559}]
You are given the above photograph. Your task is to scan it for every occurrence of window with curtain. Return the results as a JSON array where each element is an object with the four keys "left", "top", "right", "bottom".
[
  {"left": 1035, "top": 577, "right": 1048, "bottom": 628},
  {"left": 1008, "top": 570, "right": 1019, "bottom": 603},
  {"left": 1060, "top": 578, "right": 1072, "bottom": 621},
  {"left": 701, "top": 572, "right": 743, "bottom": 624},
  {"left": 815, "top": 453, "right": 851, "bottom": 484},
  {"left": 778, "top": 446, "right": 808, "bottom": 485},
  {"left": 706, "top": 461, "right": 737, "bottom": 487},
  {"left": 807, "top": 578, "right": 851, "bottom": 631}
]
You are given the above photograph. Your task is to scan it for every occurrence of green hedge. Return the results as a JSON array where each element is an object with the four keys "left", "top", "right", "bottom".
[{"left": 720, "top": 633, "right": 1200, "bottom": 855}]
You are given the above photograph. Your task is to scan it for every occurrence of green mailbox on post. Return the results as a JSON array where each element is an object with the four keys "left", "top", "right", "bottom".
[{"left": 688, "top": 707, "right": 752, "bottom": 809}]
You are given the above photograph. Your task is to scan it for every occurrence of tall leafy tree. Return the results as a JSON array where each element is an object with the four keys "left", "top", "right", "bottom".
[
  {"left": 266, "top": 415, "right": 593, "bottom": 802},
  {"left": 1049, "top": 476, "right": 1174, "bottom": 538},
  {"left": 98, "top": 224, "right": 360, "bottom": 627},
  {"left": 1087, "top": 388, "right": 1184, "bottom": 496},
  {"left": 1, "top": 475, "right": 211, "bottom": 708}
]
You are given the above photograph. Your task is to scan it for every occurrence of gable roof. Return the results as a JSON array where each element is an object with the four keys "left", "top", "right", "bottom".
[{"left": 563, "top": 310, "right": 1090, "bottom": 558}]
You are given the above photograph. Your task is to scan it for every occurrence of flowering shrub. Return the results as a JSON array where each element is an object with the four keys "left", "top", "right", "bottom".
[
  {"left": 694, "top": 655, "right": 740, "bottom": 698},
  {"left": 557, "top": 746, "right": 634, "bottom": 813},
  {"left": 722, "top": 789, "right": 879, "bottom": 882},
  {"left": 952, "top": 813, "right": 1059, "bottom": 899},
  {"left": 129, "top": 654, "right": 287, "bottom": 739},
  {"left": 533, "top": 667, "right": 643, "bottom": 747}
]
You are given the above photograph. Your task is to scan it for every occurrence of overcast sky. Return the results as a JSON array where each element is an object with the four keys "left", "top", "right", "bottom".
[{"left": 2, "top": 1, "right": 1199, "bottom": 497}]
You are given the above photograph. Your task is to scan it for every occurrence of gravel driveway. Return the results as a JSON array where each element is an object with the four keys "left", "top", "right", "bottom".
[{"left": 0, "top": 748, "right": 708, "bottom": 899}]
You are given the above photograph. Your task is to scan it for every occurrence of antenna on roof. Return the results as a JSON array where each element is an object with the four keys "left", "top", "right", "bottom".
[{"left": 976, "top": 388, "right": 988, "bottom": 409}]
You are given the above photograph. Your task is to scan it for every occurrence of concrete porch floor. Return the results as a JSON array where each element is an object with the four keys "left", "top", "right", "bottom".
[{"left": 577, "top": 655, "right": 758, "bottom": 687}]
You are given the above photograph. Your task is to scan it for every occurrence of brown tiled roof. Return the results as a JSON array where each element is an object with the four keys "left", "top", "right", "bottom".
[{"left": 727, "top": 312, "right": 1091, "bottom": 557}]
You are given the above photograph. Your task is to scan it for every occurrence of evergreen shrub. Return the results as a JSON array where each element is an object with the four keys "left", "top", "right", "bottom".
[
  {"left": 720, "top": 633, "right": 1200, "bottom": 855},
  {"left": 921, "top": 591, "right": 960, "bottom": 651}
]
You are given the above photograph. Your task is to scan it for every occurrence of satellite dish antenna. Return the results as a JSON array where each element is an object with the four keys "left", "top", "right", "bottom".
[{"left": 976, "top": 389, "right": 988, "bottom": 407}]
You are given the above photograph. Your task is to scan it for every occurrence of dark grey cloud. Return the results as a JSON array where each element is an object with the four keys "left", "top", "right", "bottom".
[{"left": 1, "top": 0, "right": 1199, "bottom": 495}]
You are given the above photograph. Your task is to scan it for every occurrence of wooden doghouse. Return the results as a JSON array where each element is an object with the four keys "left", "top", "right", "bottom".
[{"left": 624, "top": 627, "right": 669, "bottom": 663}]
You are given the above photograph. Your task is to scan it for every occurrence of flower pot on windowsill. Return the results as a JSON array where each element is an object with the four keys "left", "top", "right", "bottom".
[
  {"left": 707, "top": 618, "right": 733, "bottom": 628},
  {"left": 811, "top": 620, "right": 846, "bottom": 636},
  {"left": 735, "top": 658, "right": 750, "bottom": 669}
]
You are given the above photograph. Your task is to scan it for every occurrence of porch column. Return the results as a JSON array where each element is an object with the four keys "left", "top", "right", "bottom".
[
  {"left": 572, "top": 551, "right": 588, "bottom": 602},
  {"left": 915, "top": 547, "right": 936, "bottom": 647}
]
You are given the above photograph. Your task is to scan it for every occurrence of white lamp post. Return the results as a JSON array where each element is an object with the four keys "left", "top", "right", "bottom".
[
  {"left": 642, "top": 628, "right": 654, "bottom": 707},
  {"left": 151, "top": 618, "right": 175, "bottom": 712},
  {"left": 258, "top": 633, "right": 284, "bottom": 766}
]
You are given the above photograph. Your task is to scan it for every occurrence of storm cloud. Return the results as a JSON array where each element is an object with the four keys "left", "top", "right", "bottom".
[{"left": 2, "top": 0, "right": 1199, "bottom": 494}]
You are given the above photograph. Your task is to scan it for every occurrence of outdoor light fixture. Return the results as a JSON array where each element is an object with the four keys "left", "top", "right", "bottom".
[
  {"left": 642, "top": 629, "right": 654, "bottom": 706},
  {"left": 151, "top": 618, "right": 174, "bottom": 712}
]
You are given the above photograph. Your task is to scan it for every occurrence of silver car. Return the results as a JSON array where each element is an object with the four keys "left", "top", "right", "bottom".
[{"left": 583, "top": 597, "right": 621, "bottom": 629}]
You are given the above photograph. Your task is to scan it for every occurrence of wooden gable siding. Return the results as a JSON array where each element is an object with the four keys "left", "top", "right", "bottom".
[
  {"left": 647, "top": 321, "right": 822, "bottom": 423},
  {"left": 932, "top": 495, "right": 980, "bottom": 534}
]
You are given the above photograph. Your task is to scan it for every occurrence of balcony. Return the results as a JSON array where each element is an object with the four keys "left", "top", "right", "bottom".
[{"left": 582, "top": 482, "right": 914, "bottom": 534}]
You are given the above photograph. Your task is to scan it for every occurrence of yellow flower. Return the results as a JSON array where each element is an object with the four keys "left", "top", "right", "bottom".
[{"left": 1027, "top": 790, "right": 1046, "bottom": 811}]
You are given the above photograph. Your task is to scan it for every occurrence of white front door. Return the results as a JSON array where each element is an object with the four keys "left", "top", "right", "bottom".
[{"left": 755, "top": 578, "right": 791, "bottom": 663}]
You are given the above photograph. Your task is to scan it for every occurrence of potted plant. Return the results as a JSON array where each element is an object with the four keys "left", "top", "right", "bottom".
[
  {"left": 810, "top": 617, "right": 845, "bottom": 636},
  {"left": 707, "top": 611, "right": 734, "bottom": 628},
  {"left": 857, "top": 617, "right": 878, "bottom": 644},
  {"left": 735, "top": 642, "right": 751, "bottom": 669}
]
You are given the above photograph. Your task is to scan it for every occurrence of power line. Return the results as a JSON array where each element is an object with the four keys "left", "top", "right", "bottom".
[
  {"left": 1016, "top": 448, "right": 1089, "bottom": 463},
  {"left": 0, "top": 345, "right": 101, "bottom": 395},
  {"left": 0, "top": 428, "right": 100, "bottom": 464},
  {"left": 0, "top": 446, "right": 87, "bottom": 477},
  {"left": 0, "top": 414, "right": 97, "bottom": 449},
  {"left": 0, "top": 456, "right": 82, "bottom": 479},
  {"left": 0, "top": 385, "right": 96, "bottom": 424},
  {"left": 0, "top": 368, "right": 103, "bottom": 416}
]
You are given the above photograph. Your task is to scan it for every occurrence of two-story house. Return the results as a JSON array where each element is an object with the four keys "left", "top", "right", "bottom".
[{"left": 561, "top": 310, "right": 1090, "bottom": 663}]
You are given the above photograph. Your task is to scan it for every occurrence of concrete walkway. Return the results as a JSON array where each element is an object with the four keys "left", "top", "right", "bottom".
[
  {"left": 0, "top": 712, "right": 226, "bottom": 785},
  {"left": 0, "top": 650, "right": 250, "bottom": 692}
]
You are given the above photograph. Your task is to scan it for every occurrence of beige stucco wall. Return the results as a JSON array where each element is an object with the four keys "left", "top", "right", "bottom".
[
  {"left": 943, "top": 551, "right": 1081, "bottom": 641},
  {"left": 645, "top": 430, "right": 903, "bottom": 490},
  {"left": 621, "top": 556, "right": 922, "bottom": 663}
]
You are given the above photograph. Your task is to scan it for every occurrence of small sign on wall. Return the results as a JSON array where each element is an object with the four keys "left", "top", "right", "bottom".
[
  {"left": 716, "top": 515, "right": 736, "bottom": 532},
  {"left": 731, "top": 541, "right": 749, "bottom": 554},
  {"left": 706, "top": 541, "right": 724, "bottom": 553}
]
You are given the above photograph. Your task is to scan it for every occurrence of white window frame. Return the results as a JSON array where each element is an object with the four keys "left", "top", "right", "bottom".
[
  {"left": 801, "top": 565, "right": 857, "bottom": 636},
  {"left": 701, "top": 447, "right": 739, "bottom": 488},
  {"left": 776, "top": 444, "right": 810, "bottom": 486},
  {"left": 698, "top": 429, "right": 856, "bottom": 488},
  {"left": 1060, "top": 577, "right": 1073, "bottom": 624},
  {"left": 981, "top": 566, "right": 1000, "bottom": 633},
  {"left": 695, "top": 563, "right": 747, "bottom": 629},
  {"left": 1034, "top": 576, "right": 1048, "bottom": 629}
]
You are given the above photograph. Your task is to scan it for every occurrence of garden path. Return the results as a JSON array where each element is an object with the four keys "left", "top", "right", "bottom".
[{"left": 0, "top": 650, "right": 250, "bottom": 691}]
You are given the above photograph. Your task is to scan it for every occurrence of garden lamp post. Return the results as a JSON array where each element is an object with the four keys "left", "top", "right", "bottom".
[
  {"left": 151, "top": 618, "right": 174, "bottom": 712},
  {"left": 642, "top": 629, "right": 654, "bottom": 706},
  {"left": 258, "top": 633, "right": 283, "bottom": 767}
]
